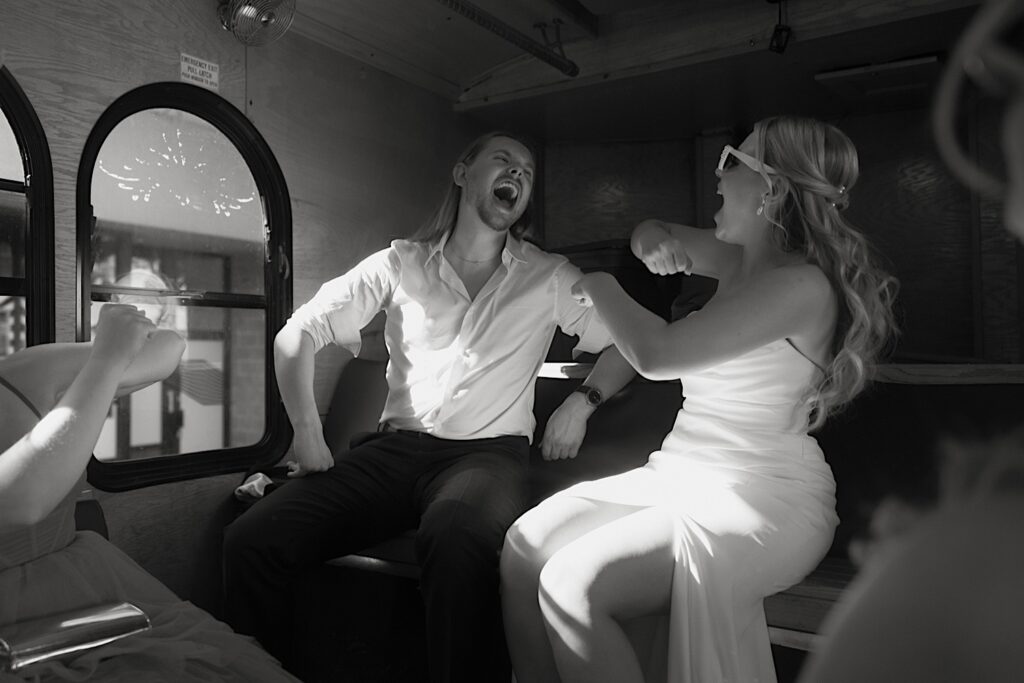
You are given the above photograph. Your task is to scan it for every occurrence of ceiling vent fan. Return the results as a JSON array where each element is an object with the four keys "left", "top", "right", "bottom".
[{"left": 218, "top": 0, "right": 296, "bottom": 46}]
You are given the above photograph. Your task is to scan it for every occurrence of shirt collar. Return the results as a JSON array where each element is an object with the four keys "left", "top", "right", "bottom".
[
  {"left": 503, "top": 234, "right": 528, "bottom": 265},
  {"left": 426, "top": 232, "right": 448, "bottom": 263}
]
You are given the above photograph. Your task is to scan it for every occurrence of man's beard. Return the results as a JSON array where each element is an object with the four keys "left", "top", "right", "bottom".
[{"left": 472, "top": 192, "right": 519, "bottom": 233}]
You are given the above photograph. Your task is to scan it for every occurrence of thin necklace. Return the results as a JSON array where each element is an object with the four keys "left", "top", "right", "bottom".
[{"left": 447, "top": 246, "right": 500, "bottom": 264}]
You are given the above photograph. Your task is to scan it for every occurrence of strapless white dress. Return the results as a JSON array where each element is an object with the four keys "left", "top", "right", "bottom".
[{"left": 560, "top": 339, "right": 839, "bottom": 682}]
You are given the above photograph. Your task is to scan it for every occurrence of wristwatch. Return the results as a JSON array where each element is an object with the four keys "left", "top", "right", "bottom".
[{"left": 574, "top": 384, "right": 603, "bottom": 408}]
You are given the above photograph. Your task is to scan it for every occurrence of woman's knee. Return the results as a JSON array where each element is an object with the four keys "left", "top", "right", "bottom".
[
  {"left": 499, "top": 519, "right": 545, "bottom": 590},
  {"left": 537, "top": 550, "right": 592, "bottom": 620}
]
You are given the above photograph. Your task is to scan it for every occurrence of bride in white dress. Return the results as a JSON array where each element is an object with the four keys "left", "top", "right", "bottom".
[{"left": 500, "top": 115, "right": 898, "bottom": 683}]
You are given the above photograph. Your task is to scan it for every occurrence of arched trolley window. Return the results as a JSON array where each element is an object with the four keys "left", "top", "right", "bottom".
[
  {"left": 78, "top": 82, "right": 292, "bottom": 490},
  {"left": 0, "top": 65, "right": 55, "bottom": 353}
]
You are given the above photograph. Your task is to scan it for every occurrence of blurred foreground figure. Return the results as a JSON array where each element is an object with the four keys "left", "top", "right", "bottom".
[
  {"left": 799, "top": 2, "right": 1024, "bottom": 681},
  {"left": 0, "top": 305, "right": 300, "bottom": 682}
]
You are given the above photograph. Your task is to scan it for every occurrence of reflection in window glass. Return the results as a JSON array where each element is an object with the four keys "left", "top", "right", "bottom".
[
  {"left": 88, "top": 106, "right": 273, "bottom": 462},
  {"left": 91, "top": 108, "right": 265, "bottom": 297},
  {"left": 0, "top": 296, "right": 26, "bottom": 357},
  {"left": 91, "top": 300, "right": 265, "bottom": 461},
  {"left": 0, "top": 110, "right": 21, "bottom": 182},
  {"left": 0, "top": 191, "right": 26, "bottom": 278}
]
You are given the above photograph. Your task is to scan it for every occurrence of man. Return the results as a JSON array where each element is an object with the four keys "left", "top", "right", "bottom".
[{"left": 224, "top": 131, "right": 635, "bottom": 682}]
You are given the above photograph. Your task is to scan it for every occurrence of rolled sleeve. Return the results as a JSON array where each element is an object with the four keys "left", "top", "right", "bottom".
[
  {"left": 553, "top": 262, "right": 614, "bottom": 357},
  {"left": 288, "top": 247, "right": 399, "bottom": 355}
]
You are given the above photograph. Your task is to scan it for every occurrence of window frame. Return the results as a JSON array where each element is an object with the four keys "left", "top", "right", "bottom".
[
  {"left": 0, "top": 65, "right": 55, "bottom": 346},
  {"left": 77, "top": 82, "right": 293, "bottom": 491}
]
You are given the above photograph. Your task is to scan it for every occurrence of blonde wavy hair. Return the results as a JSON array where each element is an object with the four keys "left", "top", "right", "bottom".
[{"left": 754, "top": 115, "right": 899, "bottom": 430}]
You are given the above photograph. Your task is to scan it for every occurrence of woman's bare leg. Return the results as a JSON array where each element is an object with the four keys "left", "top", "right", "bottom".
[
  {"left": 501, "top": 495, "right": 640, "bottom": 683},
  {"left": 538, "top": 507, "right": 676, "bottom": 683}
]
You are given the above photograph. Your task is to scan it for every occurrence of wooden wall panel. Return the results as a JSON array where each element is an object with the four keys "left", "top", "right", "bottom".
[
  {"left": 544, "top": 138, "right": 695, "bottom": 249},
  {"left": 842, "top": 108, "right": 977, "bottom": 361},
  {"left": 1, "top": 0, "right": 246, "bottom": 342},
  {"left": 246, "top": 33, "right": 483, "bottom": 413}
]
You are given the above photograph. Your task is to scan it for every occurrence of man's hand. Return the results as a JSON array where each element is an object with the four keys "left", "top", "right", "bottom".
[
  {"left": 286, "top": 421, "right": 334, "bottom": 477},
  {"left": 540, "top": 392, "right": 592, "bottom": 460}
]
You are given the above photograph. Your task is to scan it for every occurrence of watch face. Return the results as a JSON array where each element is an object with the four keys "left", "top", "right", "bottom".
[{"left": 575, "top": 384, "right": 602, "bottom": 406}]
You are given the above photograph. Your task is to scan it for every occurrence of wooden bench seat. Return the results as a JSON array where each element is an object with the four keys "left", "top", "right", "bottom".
[{"left": 764, "top": 557, "right": 855, "bottom": 651}]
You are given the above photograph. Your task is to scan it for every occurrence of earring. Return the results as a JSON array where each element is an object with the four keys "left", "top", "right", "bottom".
[{"left": 756, "top": 195, "right": 766, "bottom": 216}]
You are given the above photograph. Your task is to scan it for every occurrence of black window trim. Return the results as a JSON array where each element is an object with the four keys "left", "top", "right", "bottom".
[
  {"left": 0, "top": 65, "right": 55, "bottom": 346},
  {"left": 78, "top": 81, "right": 293, "bottom": 491}
]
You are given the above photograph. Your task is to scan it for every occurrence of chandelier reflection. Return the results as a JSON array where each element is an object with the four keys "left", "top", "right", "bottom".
[{"left": 98, "top": 126, "right": 255, "bottom": 218}]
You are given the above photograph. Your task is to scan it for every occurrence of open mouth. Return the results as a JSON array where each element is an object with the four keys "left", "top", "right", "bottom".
[{"left": 492, "top": 179, "right": 520, "bottom": 209}]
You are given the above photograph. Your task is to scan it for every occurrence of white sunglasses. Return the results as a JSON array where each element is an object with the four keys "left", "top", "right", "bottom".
[{"left": 716, "top": 145, "right": 779, "bottom": 181}]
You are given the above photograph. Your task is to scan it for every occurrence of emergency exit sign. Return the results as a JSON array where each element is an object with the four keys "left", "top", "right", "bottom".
[{"left": 180, "top": 53, "right": 220, "bottom": 92}]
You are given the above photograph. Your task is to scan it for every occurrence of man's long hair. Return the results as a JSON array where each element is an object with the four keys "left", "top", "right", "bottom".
[{"left": 410, "top": 131, "right": 537, "bottom": 244}]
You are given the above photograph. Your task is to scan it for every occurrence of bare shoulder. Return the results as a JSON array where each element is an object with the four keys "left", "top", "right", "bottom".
[{"left": 753, "top": 262, "right": 833, "bottom": 306}]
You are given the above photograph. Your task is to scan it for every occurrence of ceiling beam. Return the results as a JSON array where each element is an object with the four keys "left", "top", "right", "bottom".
[
  {"left": 434, "top": 0, "right": 580, "bottom": 77},
  {"left": 290, "top": 10, "right": 463, "bottom": 100},
  {"left": 454, "top": 0, "right": 980, "bottom": 110}
]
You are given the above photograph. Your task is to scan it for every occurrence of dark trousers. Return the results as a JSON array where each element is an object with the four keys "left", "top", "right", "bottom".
[{"left": 223, "top": 430, "right": 529, "bottom": 683}]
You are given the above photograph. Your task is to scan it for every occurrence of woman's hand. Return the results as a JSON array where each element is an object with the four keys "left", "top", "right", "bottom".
[
  {"left": 90, "top": 304, "right": 156, "bottom": 370},
  {"left": 570, "top": 272, "right": 615, "bottom": 307},
  {"left": 635, "top": 231, "right": 693, "bottom": 276}
]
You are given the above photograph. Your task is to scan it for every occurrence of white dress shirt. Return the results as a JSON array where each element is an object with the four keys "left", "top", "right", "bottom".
[{"left": 289, "top": 232, "right": 612, "bottom": 441}]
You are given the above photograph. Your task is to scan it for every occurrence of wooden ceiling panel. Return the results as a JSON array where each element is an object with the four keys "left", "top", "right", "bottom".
[
  {"left": 288, "top": 0, "right": 982, "bottom": 131},
  {"left": 454, "top": 0, "right": 980, "bottom": 109},
  {"left": 292, "top": 0, "right": 607, "bottom": 96},
  {"left": 465, "top": 7, "right": 975, "bottom": 142},
  {"left": 293, "top": 0, "right": 523, "bottom": 96}
]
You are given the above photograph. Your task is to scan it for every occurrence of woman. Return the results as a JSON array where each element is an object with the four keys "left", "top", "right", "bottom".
[
  {"left": 500, "top": 116, "right": 898, "bottom": 683},
  {"left": 0, "top": 304, "right": 299, "bottom": 682}
]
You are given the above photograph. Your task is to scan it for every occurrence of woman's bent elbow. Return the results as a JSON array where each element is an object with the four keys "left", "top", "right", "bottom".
[{"left": 627, "top": 350, "right": 675, "bottom": 382}]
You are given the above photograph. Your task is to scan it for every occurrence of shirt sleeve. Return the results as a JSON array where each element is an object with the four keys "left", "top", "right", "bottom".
[
  {"left": 287, "top": 246, "right": 399, "bottom": 355},
  {"left": 553, "top": 261, "right": 614, "bottom": 357}
]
